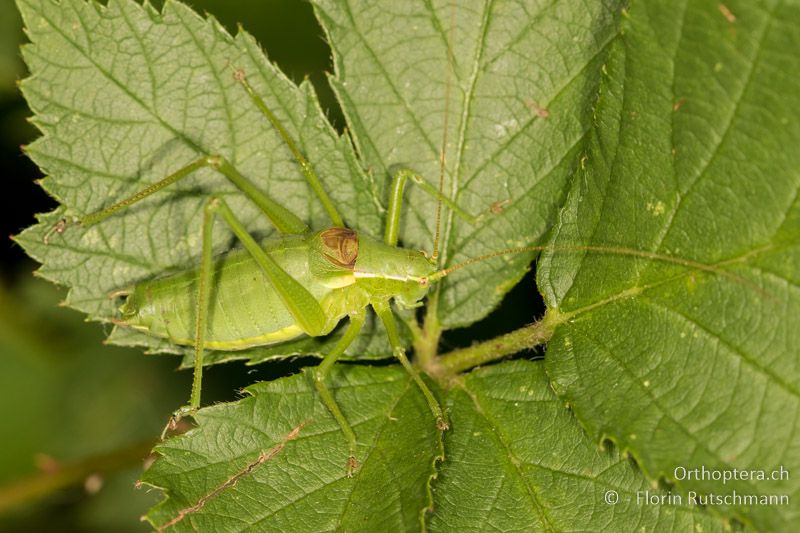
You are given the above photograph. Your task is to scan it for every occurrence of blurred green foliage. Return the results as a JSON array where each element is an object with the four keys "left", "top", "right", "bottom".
[
  {"left": 0, "top": 0, "right": 24, "bottom": 96},
  {"left": 0, "top": 277, "right": 187, "bottom": 530},
  {"left": 0, "top": 0, "right": 34, "bottom": 150}
]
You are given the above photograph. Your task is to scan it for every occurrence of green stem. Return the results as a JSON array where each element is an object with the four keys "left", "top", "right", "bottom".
[
  {"left": 414, "top": 291, "right": 442, "bottom": 370},
  {"left": 436, "top": 309, "right": 566, "bottom": 375},
  {"left": 0, "top": 440, "right": 156, "bottom": 514}
]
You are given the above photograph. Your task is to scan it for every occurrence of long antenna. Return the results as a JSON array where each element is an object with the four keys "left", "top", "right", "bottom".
[
  {"left": 431, "top": 1, "right": 457, "bottom": 263},
  {"left": 427, "top": 243, "right": 766, "bottom": 296}
]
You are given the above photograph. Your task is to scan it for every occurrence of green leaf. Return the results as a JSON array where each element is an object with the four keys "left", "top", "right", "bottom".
[
  {"left": 14, "top": 0, "right": 383, "bottom": 357},
  {"left": 144, "top": 360, "right": 728, "bottom": 531},
  {"left": 539, "top": 1, "right": 800, "bottom": 530},
  {"left": 141, "top": 365, "right": 443, "bottom": 531},
  {"left": 429, "top": 361, "right": 725, "bottom": 532},
  {"left": 15, "top": 0, "right": 798, "bottom": 530},
  {"left": 315, "top": 0, "right": 624, "bottom": 327}
]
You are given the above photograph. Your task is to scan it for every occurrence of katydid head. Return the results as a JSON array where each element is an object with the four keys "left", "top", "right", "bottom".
[{"left": 337, "top": 230, "right": 436, "bottom": 309}]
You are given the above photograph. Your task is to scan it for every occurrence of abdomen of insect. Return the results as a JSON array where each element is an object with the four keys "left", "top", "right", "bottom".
[{"left": 117, "top": 234, "right": 357, "bottom": 350}]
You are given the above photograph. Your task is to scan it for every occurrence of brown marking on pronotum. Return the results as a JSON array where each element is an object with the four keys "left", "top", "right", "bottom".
[
  {"left": 157, "top": 422, "right": 306, "bottom": 531},
  {"left": 524, "top": 99, "right": 550, "bottom": 118},
  {"left": 673, "top": 97, "right": 686, "bottom": 111},
  {"left": 320, "top": 227, "right": 359, "bottom": 269},
  {"left": 718, "top": 3, "right": 736, "bottom": 23}
]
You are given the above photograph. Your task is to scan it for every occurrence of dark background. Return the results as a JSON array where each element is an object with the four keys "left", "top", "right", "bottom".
[{"left": 0, "top": 1, "right": 541, "bottom": 530}]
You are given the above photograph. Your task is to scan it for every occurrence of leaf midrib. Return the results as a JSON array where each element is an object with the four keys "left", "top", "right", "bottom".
[{"left": 459, "top": 379, "right": 558, "bottom": 532}]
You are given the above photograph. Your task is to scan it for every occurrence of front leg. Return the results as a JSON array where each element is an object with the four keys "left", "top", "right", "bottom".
[{"left": 372, "top": 300, "right": 448, "bottom": 431}]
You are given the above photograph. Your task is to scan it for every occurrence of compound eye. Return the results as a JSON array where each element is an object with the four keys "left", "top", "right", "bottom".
[{"left": 319, "top": 228, "right": 359, "bottom": 269}]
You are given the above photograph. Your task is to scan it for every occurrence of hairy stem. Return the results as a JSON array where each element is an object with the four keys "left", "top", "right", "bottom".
[
  {"left": 414, "top": 290, "right": 442, "bottom": 370},
  {"left": 436, "top": 309, "right": 566, "bottom": 375}
]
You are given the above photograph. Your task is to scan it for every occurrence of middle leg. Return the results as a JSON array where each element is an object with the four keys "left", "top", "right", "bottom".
[
  {"left": 312, "top": 308, "right": 367, "bottom": 477},
  {"left": 372, "top": 300, "right": 448, "bottom": 431}
]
